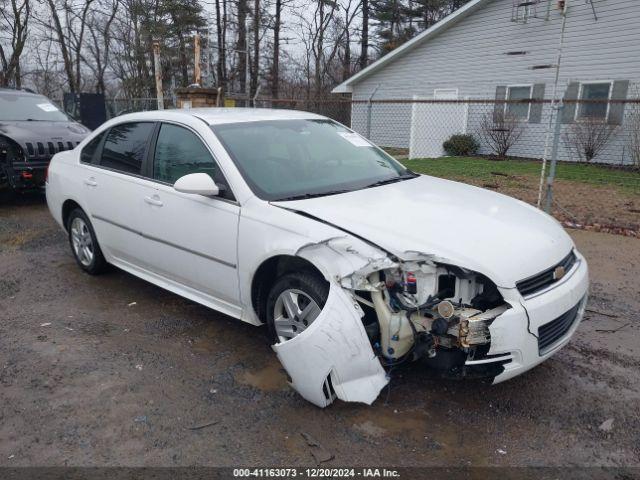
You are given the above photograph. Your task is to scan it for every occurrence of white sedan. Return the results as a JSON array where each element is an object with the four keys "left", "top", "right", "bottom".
[{"left": 46, "top": 108, "right": 589, "bottom": 407}]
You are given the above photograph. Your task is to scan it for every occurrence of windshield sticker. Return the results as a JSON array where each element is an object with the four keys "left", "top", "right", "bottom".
[
  {"left": 338, "top": 132, "right": 372, "bottom": 147},
  {"left": 37, "top": 103, "right": 59, "bottom": 112}
]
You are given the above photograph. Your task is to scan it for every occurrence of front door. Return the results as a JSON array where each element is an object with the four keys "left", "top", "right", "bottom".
[{"left": 137, "top": 122, "right": 241, "bottom": 314}]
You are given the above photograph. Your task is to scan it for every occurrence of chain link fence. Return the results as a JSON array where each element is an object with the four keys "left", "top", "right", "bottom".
[
  {"left": 257, "top": 97, "right": 640, "bottom": 236},
  {"left": 90, "top": 95, "right": 640, "bottom": 236},
  {"left": 105, "top": 97, "right": 176, "bottom": 119}
]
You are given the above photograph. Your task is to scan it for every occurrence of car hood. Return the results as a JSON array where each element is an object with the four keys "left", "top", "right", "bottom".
[
  {"left": 0, "top": 120, "right": 89, "bottom": 146},
  {"left": 272, "top": 175, "right": 574, "bottom": 287}
]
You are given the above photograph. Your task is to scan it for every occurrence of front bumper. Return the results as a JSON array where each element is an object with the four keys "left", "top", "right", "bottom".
[
  {"left": 2, "top": 159, "right": 49, "bottom": 189},
  {"left": 468, "top": 250, "right": 589, "bottom": 383}
]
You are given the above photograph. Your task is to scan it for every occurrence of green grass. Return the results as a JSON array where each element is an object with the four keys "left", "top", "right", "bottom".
[{"left": 400, "top": 157, "right": 640, "bottom": 195}]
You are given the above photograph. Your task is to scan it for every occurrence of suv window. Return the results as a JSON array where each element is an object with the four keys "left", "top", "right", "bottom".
[
  {"left": 80, "top": 131, "right": 106, "bottom": 164},
  {"left": 100, "top": 122, "right": 154, "bottom": 175},
  {"left": 153, "top": 124, "right": 219, "bottom": 184}
]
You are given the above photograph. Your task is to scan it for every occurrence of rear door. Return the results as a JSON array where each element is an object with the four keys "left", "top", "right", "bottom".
[
  {"left": 80, "top": 121, "right": 155, "bottom": 266},
  {"left": 136, "top": 122, "right": 241, "bottom": 313}
]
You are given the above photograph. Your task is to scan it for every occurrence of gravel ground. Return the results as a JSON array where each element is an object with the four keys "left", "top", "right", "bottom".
[{"left": 1, "top": 193, "right": 639, "bottom": 467}]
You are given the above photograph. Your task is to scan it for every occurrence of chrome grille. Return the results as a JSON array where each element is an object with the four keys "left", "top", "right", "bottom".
[{"left": 516, "top": 250, "right": 577, "bottom": 297}]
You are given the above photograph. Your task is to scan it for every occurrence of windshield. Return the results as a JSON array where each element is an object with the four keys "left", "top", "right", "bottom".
[
  {"left": 0, "top": 93, "right": 70, "bottom": 122},
  {"left": 212, "top": 119, "right": 414, "bottom": 201}
]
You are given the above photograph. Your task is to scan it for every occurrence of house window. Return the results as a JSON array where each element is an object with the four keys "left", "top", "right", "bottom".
[
  {"left": 505, "top": 85, "right": 532, "bottom": 120},
  {"left": 577, "top": 82, "right": 612, "bottom": 120},
  {"left": 433, "top": 89, "right": 459, "bottom": 100}
]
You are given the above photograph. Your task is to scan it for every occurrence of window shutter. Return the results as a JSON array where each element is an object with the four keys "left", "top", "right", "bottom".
[
  {"left": 529, "top": 83, "right": 546, "bottom": 123},
  {"left": 494, "top": 86, "right": 507, "bottom": 122},
  {"left": 561, "top": 82, "right": 580, "bottom": 123},
  {"left": 607, "top": 80, "right": 629, "bottom": 125}
]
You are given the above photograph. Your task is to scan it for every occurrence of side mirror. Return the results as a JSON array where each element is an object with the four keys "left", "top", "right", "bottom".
[{"left": 174, "top": 173, "right": 220, "bottom": 197}]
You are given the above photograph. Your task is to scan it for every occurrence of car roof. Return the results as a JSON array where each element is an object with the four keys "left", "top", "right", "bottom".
[
  {"left": 0, "top": 88, "right": 42, "bottom": 98},
  {"left": 112, "top": 107, "right": 327, "bottom": 126}
]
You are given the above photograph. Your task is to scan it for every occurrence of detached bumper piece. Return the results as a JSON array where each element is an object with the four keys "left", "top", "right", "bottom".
[{"left": 538, "top": 296, "right": 585, "bottom": 355}]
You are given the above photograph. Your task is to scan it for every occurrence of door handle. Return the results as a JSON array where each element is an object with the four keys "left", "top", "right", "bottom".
[
  {"left": 144, "top": 195, "right": 163, "bottom": 207},
  {"left": 84, "top": 177, "right": 97, "bottom": 187}
]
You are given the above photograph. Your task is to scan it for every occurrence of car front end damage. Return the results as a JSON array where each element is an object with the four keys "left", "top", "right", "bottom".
[{"left": 273, "top": 237, "right": 589, "bottom": 408}]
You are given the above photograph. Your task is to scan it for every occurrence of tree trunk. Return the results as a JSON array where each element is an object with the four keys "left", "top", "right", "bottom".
[
  {"left": 271, "top": 0, "right": 281, "bottom": 98},
  {"left": 215, "top": 0, "right": 226, "bottom": 90},
  {"left": 251, "top": 0, "right": 260, "bottom": 98},
  {"left": 315, "top": 0, "right": 325, "bottom": 95},
  {"left": 46, "top": 0, "right": 76, "bottom": 94},
  {"left": 237, "top": 0, "right": 248, "bottom": 96},
  {"left": 342, "top": 29, "right": 351, "bottom": 82},
  {"left": 359, "top": 0, "right": 368, "bottom": 69}
]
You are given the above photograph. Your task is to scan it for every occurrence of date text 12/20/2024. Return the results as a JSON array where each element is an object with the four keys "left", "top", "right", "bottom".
[{"left": 233, "top": 468, "right": 401, "bottom": 478}]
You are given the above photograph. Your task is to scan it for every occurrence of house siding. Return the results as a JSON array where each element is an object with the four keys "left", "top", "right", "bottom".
[{"left": 347, "top": 0, "right": 640, "bottom": 163}]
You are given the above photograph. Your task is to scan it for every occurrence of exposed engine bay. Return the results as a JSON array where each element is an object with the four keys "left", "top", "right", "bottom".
[{"left": 354, "top": 261, "right": 511, "bottom": 377}]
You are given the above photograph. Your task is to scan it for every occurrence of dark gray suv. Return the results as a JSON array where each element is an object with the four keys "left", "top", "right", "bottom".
[{"left": 0, "top": 88, "right": 90, "bottom": 193}]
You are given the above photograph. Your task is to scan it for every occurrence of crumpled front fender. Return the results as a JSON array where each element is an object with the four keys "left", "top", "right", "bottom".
[{"left": 272, "top": 282, "right": 388, "bottom": 408}]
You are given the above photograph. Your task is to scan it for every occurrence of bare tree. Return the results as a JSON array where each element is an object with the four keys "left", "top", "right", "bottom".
[
  {"left": 338, "top": 0, "right": 362, "bottom": 82},
  {"left": 0, "top": 0, "right": 30, "bottom": 87},
  {"left": 85, "top": 0, "right": 120, "bottom": 94},
  {"left": 43, "top": 0, "right": 95, "bottom": 94},
  {"left": 26, "top": 36, "right": 65, "bottom": 98},
  {"left": 270, "top": 0, "right": 282, "bottom": 97},
  {"left": 359, "top": 0, "right": 368, "bottom": 69},
  {"left": 237, "top": 0, "right": 248, "bottom": 95},
  {"left": 215, "top": 0, "right": 228, "bottom": 92},
  {"left": 478, "top": 111, "right": 524, "bottom": 159},
  {"left": 563, "top": 119, "right": 618, "bottom": 163}
]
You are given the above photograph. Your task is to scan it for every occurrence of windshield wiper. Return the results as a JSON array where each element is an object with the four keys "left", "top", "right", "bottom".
[
  {"left": 274, "top": 190, "right": 351, "bottom": 201},
  {"left": 362, "top": 171, "right": 419, "bottom": 189}
]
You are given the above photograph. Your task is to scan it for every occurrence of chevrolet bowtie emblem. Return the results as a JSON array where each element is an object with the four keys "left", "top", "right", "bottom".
[{"left": 553, "top": 265, "right": 566, "bottom": 280}]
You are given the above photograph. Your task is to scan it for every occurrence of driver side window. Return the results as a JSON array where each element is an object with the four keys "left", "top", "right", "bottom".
[{"left": 153, "top": 123, "right": 213, "bottom": 180}]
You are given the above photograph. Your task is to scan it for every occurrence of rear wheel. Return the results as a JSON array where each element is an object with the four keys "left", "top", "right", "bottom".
[
  {"left": 67, "top": 208, "right": 107, "bottom": 274},
  {"left": 266, "top": 271, "right": 329, "bottom": 343}
]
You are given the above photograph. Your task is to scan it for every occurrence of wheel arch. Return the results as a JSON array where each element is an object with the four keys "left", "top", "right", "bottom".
[
  {"left": 61, "top": 199, "right": 84, "bottom": 231},
  {"left": 251, "top": 254, "right": 327, "bottom": 322}
]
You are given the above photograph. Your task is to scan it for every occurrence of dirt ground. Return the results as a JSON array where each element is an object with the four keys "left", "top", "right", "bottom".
[
  {"left": 1, "top": 193, "right": 639, "bottom": 468},
  {"left": 486, "top": 178, "right": 640, "bottom": 234},
  {"left": 424, "top": 171, "right": 640, "bottom": 234}
]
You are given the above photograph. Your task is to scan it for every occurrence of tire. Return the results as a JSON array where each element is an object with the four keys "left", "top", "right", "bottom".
[
  {"left": 67, "top": 208, "right": 108, "bottom": 274},
  {"left": 266, "top": 271, "right": 329, "bottom": 344}
]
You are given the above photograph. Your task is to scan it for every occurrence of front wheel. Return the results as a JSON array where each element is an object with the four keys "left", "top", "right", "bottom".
[
  {"left": 67, "top": 208, "right": 108, "bottom": 275},
  {"left": 266, "top": 271, "right": 329, "bottom": 344}
]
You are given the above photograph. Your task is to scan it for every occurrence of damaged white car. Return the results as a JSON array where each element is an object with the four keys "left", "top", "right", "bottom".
[{"left": 46, "top": 109, "right": 589, "bottom": 407}]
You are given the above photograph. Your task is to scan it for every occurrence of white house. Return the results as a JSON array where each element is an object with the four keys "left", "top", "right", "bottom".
[{"left": 333, "top": 0, "right": 639, "bottom": 163}]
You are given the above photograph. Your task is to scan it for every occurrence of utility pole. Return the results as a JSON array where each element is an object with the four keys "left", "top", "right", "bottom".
[
  {"left": 194, "top": 33, "right": 202, "bottom": 85},
  {"left": 153, "top": 41, "right": 164, "bottom": 110},
  {"left": 536, "top": 0, "right": 570, "bottom": 208}
]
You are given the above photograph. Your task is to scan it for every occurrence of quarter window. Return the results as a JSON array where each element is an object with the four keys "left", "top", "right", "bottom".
[
  {"left": 80, "top": 131, "right": 105, "bottom": 164},
  {"left": 153, "top": 124, "right": 219, "bottom": 185},
  {"left": 100, "top": 122, "right": 154, "bottom": 175},
  {"left": 578, "top": 82, "right": 611, "bottom": 120},
  {"left": 505, "top": 85, "right": 532, "bottom": 120}
]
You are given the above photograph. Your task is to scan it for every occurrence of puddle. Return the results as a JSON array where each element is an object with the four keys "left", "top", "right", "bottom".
[
  {"left": 235, "top": 362, "right": 288, "bottom": 392},
  {"left": 352, "top": 408, "right": 431, "bottom": 442}
]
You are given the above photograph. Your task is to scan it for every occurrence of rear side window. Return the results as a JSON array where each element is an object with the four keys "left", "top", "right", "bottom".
[
  {"left": 80, "top": 132, "right": 105, "bottom": 164},
  {"left": 100, "top": 122, "right": 154, "bottom": 175}
]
